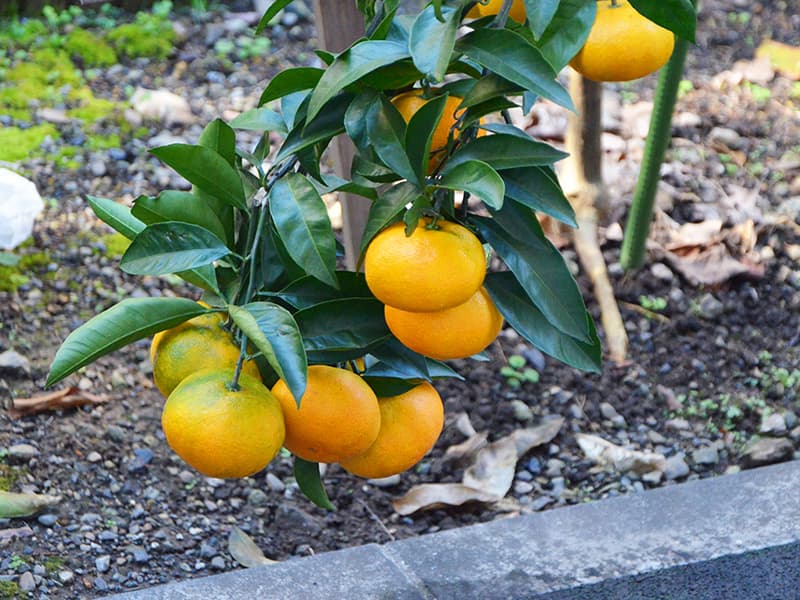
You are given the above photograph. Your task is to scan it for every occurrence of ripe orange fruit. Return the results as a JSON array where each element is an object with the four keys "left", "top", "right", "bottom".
[
  {"left": 569, "top": 0, "right": 675, "bottom": 82},
  {"left": 384, "top": 287, "right": 503, "bottom": 360},
  {"left": 340, "top": 382, "right": 444, "bottom": 479},
  {"left": 465, "top": 4, "right": 482, "bottom": 18},
  {"left": 475, "top": 0, "right": 526, "bottom": 23},
  {"left": 271, "top": 365, "right": 381, "bottom": 464},
  {"left": 150, "top": 309, "right": 260, "bottom": 397},
  {"left": 364, "top": 219, "right": 486, "bottom": 313},
  {"left": 162, "top": 368, "right": 285, "bottom": 479}
]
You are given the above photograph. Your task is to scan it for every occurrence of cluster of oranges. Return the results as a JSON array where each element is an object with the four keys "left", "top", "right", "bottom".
[{"left": 150, "top": 311, "right": 444, "bottom": 481}]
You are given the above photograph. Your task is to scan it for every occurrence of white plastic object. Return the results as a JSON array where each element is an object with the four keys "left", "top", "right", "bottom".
[{"left": 0, "top": 168, "right": 44, "bottom": 250}]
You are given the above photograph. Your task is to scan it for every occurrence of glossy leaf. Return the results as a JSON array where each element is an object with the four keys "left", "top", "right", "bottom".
[
  {"left": 460, "top": 74, "right": 523, "bottom": 108},
  {"left": 629, "top": 0, "right": 695, "bottom": 42},
  {"left": 448, "top": 133, "right": 568, "bottom": 170},
  {"left": 294, "top": 458, "right": 335, "bottom": 510},
  {"left": 365, "top": 339, "right": 430, "bottom": 380},
  {"left": 343, "top": 90, "right": 374, "bottom": 152},
  {"left": 258, "top": 67, "right": 324, "bottom": 106},
  {"left": 120, "top": 222, "right": 229, "bottom": 276},
  {"left": 47, "top": 298, "right": 210, "bottom": 386},
  {"left": 409, "top": 4, "right": 460, "bottom": 82},
  {"left": 275, "top": 93, "right": 352, "bottom": 163},
  {"left": 472, "top": 212, "right": 591, "bottom": 343},
  {"left": 457, "top": 28, "right": 574, "bottom": 111},
  {"left": 199, "top": 119, "right": 236, "bottom": 166},
  {"left": 229, "top": 107, "right": 287, "bottom": 134},
  {"left": 229, "top": 302, "right": 307, "bottom": 405},
  {"left": 294, "top": 298, "right": 390, "bottom": 358},
  {"left": 269, "top": 173, "right": 338, "bottom": 288},
  {"left": 255, "top": 0, "right": 292, "bottom": 33},
  {"left": 439, "top": 160, "right": 505, "bottom": 210},
  {"left": 486, "top": 272, "right": 601, "bottom": 373},
  {"left": 150, "top": 144, "right": 247, "bottom": 211},
  {"left": 363, "top": 377, "right": 418, "bottom": 397},
  {"left": 525, "top": 0, "right": 560, "bottom": 39},
  {"left": 405, "top": 94, "right": 448, "bottom": 184},
  {"left": 307, "top": 40, "right": 409, "bottom": 122},
  {"left": 358, "top": 181, "right": 421, "bottom": 257},
  {"left": 131, "top": 191, "right": 228, "bottom": 245},
  {"left": 87, "top": 195, "right": 145, "bottom": 239},
  {"left": 277, "top": 272, "right": 372, "bottom": 310},
  {"left": 366, "top": 96, "right": 419, "bottom": 186},
  {"left": 538, "top": 0, "right": 597, "bottom": 71},
  {"left": 501, "top": 167, "right": 577, "bottom": 227}
]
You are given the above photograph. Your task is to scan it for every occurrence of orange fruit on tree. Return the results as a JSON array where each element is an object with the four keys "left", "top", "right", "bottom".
[
  {"left": 465, "top": 3, "right": 483, "bottom": 18},
  {"left": 161, "top": 368, "right": 285, "bottom": 479},
  {"left": 475, "top": 0, "right": 526, "bottom": 23},
  {"left": 271, "top": 365, "right": 381, "bottom": 464},
  {"left": 364, "top": 219, "right": 486, "bottom": 313},
  {"left": 150, "top": 308, "right": 260, "bottom": 397},
  {"left": 340, "top": 382, "right": 444, "bottom": 479},
  {"left": 569, "top": 0, "right": 675, "bottom": 82},
  {"left": 384, "top": 286, "right": 503, "bottom": 360}
]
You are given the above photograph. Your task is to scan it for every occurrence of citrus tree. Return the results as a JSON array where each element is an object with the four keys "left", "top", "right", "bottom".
[{"left": 46, "top": 0, "right": 696, "bottom": 508}]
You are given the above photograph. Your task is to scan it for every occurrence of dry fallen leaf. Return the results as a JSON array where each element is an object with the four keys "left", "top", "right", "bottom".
[
  {"left": 7, "top": 387, "right": 108, "bottom": 419},
  {"left": 661, "top": 244, "right": 762, "bottom": 287},
  {"left": 462, "top": 437, "right": 518, "bottom": 498},
  {"left": 227, "top": 526, "right": 276, "bottom": 568},
  {"left": 392, "top": 483, "right": 502, "bottom": 516},
  {"left": 576, "top": 433, "right": 665, "bottom": 475},
  {"left": 0, "top": 491, "right": 61, "bottom": 519},
  {"left": 442, "top": 431, "right": 488, "bottom": 464},
  {"left": 731, "top": 56, "right": 775, "bottom": 85}
]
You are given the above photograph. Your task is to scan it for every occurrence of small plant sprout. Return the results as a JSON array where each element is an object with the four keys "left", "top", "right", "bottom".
[
  {"left": 500, "top": 355, "right": 540, "bottom": 388},
  {"left": 639, "top": 295, "right": 668, "bottom": 312}
]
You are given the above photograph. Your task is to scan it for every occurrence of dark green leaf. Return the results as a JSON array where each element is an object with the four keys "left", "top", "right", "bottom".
[
  {"left": 359, "top": 59, "right": 423, "bottom": 91},
  {"left": 275, "top": 93, "right": 352, "bottom": 163},
  {"left": 358, "top": 182, "right": 421, "bottom": 258},
  {"left": 405, "top": 94, "right": 448, "bottom": 184},
  {"left": 472, "top": 212, "right": 591, "bottom": 342},
  {"left": 294, "top": 298, "right": 390, "bottom": 358},
  {"left": 229, "top": 107, "right": 287, "bottom": 134},
  {"left": 457, "top": 28, "right": 574, "bottom": 111},
  {"left": 366, "top": 96, "right": 419, "bottom": 186},
  {"left": 363, "top": 376, "right": 418, "bottom": 397},
  {"left": 449, "top": 133, "right": 568, "bottom": 170},
  {"left": 269, "top": 173, "right": 338, "bottom": 288},
  {"left": 281, "top": 90, "right": 309, "bottom": 129},
  {"left": 294, "top": 458, "right": 335, "bottom": 510},
  {"left": 343, "top": 90, "right": 374, "bottom": 152},
  {"left": 501, "top": 166, "right": 576, "bottom": 227},
  {"left": 538, "top": 0, "right": 597, "bottom": 71},
  {"left": 368, "top": 4, "right": 399, "bottom": 40},
  {"left": 150, "top": 144, "right": 247, "bottom": 211},
  {"left": 460, "top": 74, "right": 524, "bottom": 108},
  {"left": 409, "top": 4, "right": 460, "bottom": 82},
  {"left": 120, "top": 222, "right": 229, "bottom": 276},
  {"left": 486, "top": 272, "right": 601, "bottom": 372},
  {"left": 525, "top": 0, "right": 560, "bottom": 39},
  {"left": 277, "top": 272, "right": 372, "bottom": 310},
  {"left": 629, "top": 0, "right": 695, "bottom": 42},
  {"left": 307, "top": 40, "right": 409, "bottom": 122},
  {"left": 257, "top": 223, "right": 289, "bottom": 289},
  {"left": 439, "top": 160, "right": 505, "bottom": 210},
  {"left": 255, "top": 0, "right": 292, "bottom": 33},
  {"left": 199, "top": 119, "right": 236, "bottom": 166},
  {"left": 365, "top": 338, "right": 430, "bottom": 380},
  {"left": 230, "top": 302, "right": 307, "bottom": 405},
  {"left": 47, "top": 298, "right": 210, "bottom": 386},
  {"left": 258, "top": 67, "right": 324, "bottom": 107},
  {"left": 131, "top": 191, "right": 228, "bottom": 244},
  {"left": 87, "top": 195, "right": 145, "bottom": 240}
]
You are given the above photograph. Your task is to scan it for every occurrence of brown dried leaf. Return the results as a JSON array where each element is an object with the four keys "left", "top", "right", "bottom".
[
  {"left": 7, "top": 387, "right": 108, "bottom": 419},
  {"left": 0, "top": 491, "right": 61, "bottom": 518},
  {"left": 575, "top": 433, "right": 665, "bottom": 475},
  {"left": 228, "top": 526, "right": 276, "bottom": 568},
  {"left": 452, "top": 411, "right": 477, "bottom": 437},
  {"left": 443, "top": 431, "right": 488, "bottom": 464},
  {"left": 662, "top": 244, "right": 762, "bottom": 286},
  {"left": 392, "top": 483, "right": 501, "bottom": 516},
  {"left": 731, "top": 56, "right": 775, "bottom": 85}
]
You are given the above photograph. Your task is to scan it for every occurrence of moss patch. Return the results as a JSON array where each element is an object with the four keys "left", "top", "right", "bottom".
[
  {"left": 0, "top": 580, "right": 20, "bottom": 599},
  {"left": 64, "top": 28, "right": 117, "bottom": 67},
  {"left": 0, "top": 124, "right": 59, "bottom": 162},
  {"left": 0, "top": 249, "right": 52, "bottom": 292},
  {"left": 0, "top": 463, "right": 25, "bottom": 491},
  {"left": 107, "top": 11, "right": 174, "bottom": 60}
]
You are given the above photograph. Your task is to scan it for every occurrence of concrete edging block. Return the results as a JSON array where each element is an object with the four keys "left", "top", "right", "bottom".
[{"left": 109, "top": 461, "right": 800, "bottom": 599}]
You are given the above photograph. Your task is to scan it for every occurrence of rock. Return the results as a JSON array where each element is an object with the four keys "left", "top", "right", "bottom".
[
  {"left": 697, "top": 293, "right": 725, "bottom": 319},
  {"left": 266, "top": 473, "right": 285, "bottom": 493},
  {"left": 94, "top": 577, "right": 108, "bottom": 592},
  {"left": 599, "top": 402, "right": 620, "bottom": 421},
  {"left": 545, "top": 458, "right": 564, "bottom": 477},
  {"left": 521, "top": 347, "right": 546, "bottom": 372},
  {"left": 529, "top": 496, "right": 554, "bottom": 511},
  {"left": 650, "top": 263, "right": 673, "bottom": 282},
  {"left": 87, "top": 451, "right": 102, "bottom": 463},
  {"left": 742, "top": 437, "right": 794, "bottom": 468},
  {"left": 211, "top": 556, "right": 226, "bottom": 570},
  {"left": 760, "top": 412, "right": 787, "bottom": 436},
  {"left": 657, "top": 385, "right": 683, "bottom": 411},
  {"left": 790, "top": 426, "right": 800, "bottom": 442},
  {"left": 784, "top": 411, "right": 798, "bottom": 429},
  {"left": 550, "top": 477, "right": 565, "bottom": 497},
  {"left": 664, "top": 454, "right": 690, "bottom": 480},
  {"left": 692, "top": 446, "right": 719, "bottom": 466},
  {"left": 510, "top": 399, "right": 533, "bottom": 422},
  {"left": 0, "top": 350, "right": 30, "bottom": 375},
  {"left": 513, "top": 481, "right": 534, "bottom": 494},
  {"left": 367, "top": 474, "right": 401, "bottom": 487},
  {"left": 89, "top": 160, "right": 107, "bottom": 177},
  {"left": 274, "top": 505, "right": 322, "bottom": 535},
  {"left": 665, "top": 418, "right": 691, "bottom": 431},
  {"left": 647, "top": 430, "right": 667, "bottom": 444},
  {"left": 95, "top": 555, "right": 110, "bottom": 574},
  {"left": 37, "top": 107, "right": 71, "bottom": 124},
  {"left": 8, "top": 443, "right": 38, "bottom": 462},
  {"left": 105, "top": 425, "right": 126, "bottom": 443},
  {"left": 127, "top": 448, "right": 154, "bottom": 473},
  {"left": 130, "top": 547, "right": 151, "bottom": 563},
  {"left": 641, "top": 470, "right": 663, "bottom": 484},
  {"left": 38, "top": 514, "right": 58, "bottom": 527},
  {"left": 526, "top": 457, "right": 542, "bottom": 475},
  {"left": 199, "top": 542, "right": 217, "bottom": 559},
  {"left": 58, "top": 570, "right": 74, "bottom": 584},
  {"left": 709, "top": 126, "right": 743, "bottom": 150},
  {"left": 0, "top": 169, "right": 44, "bottom": 250},
  {"left": 131, "top": 88, "right": 194, "bottom": 126},
  {"left": 247, "top": 489, "right": 268, "bottom": 506},
  {"left": 18, "top": 571, "right": 35, "bottom": 592}
]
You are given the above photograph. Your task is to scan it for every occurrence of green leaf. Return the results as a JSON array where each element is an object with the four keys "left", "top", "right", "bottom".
[
  {"left": 629, "top": 0, "right": 696, "bottom": 43},
  {"left": 368, "top": 4, "right": 399, "bottom": 40},
  {"left": 307, "top": 40, "right": 409, "bottom": 122},
  {"left": 255, "top": 0, "right": 292, "bottom": 33},
  {"left": 460, "top": 74, "right": 524, "bottom": 108},
  {"left": 0, "top": 252, "right": 19, "bottom": 267},
  {"left": 404, "top": 93, "right": 448, "bottom": 184},
  {"left": 150, "top": 144, "right": 247, "bottom": 211},
  {"left": 47, "top": 298, "right": 210, "bottom": 386},
  {"left": 409, "top": 4, "right": 460, "bottom": 83},
  {"left": 277, "top": 272, "right": 372, "bottom": 310},
  {"left": 501, "top": 166, "right": 576, "bottom": 227},
  {"left": 358, "top": 181, "right": 421, "bottom": 258},
  {"left": 229, "top": 107, "right": 287, "bottom": 134},
  {"left": 363, "top": 376, "right": 418, "bottom": 397},
  {"left": 294, "top": 298, "right": 390, "bottom": 360},
  {"left": 343, "top": 90, "right": 374, "bottom": 152},
  {"left": 457, "top": 28, "right": 574, "bottom": 111},
  {"left": 486, "top": 272, "right": 601, "bottom": 372},
  {"left": 120, "top": 222, "right": 229, "bottom": 276},
  {"left": 87, "top": 195, "right": 145, "bottom": 240},
  {"left": 539, "top": 0, "right": 597, "bottom": 71},
  {"left": 275, "top": 93, "right": 352, "bottom": 163},
  {"left": 258, "top": 67, "right": 324, "bottom": 106},
  {"left": 294, "top": 458, "right": 335, "bottom": 510},
  {"left": 269, "top": 173, "right": 338, "bottom": 288},
  {"left": 439, "top": 160, "right": 505, "bottom": 210},
  {"left": 229, "top": 302, "right": 307, "bottom": 405},
  {"left": 365, "top": 338, "right": 430, "bottom": 380},
  {"left": 131, "top": 191, "right": 228, "bottom": 245},
  {"left": 525, "top": 0, "right": 560, "bottom": 39},
  {"left": 472, "top": 211, "right": 591, "bottom": 342},
  {"left": 199, "top": 119, "right": 236, "bottom": 166},
  {"left": 366, "top": 95, "right": 419, "bottom": 186},
  {"left": 448, "top": 133, "right": 568, "bottom": 170}
]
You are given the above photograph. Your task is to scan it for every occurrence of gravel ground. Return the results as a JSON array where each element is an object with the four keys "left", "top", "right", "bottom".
[{"left": 1, "top": 0, "right": 799, "bottom": 597}]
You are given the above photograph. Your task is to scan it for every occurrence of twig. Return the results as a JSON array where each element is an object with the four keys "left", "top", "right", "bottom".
[
  {"left": 618, "top": 301, "right": 671, "bottom": 324},
  {"left": 356, "top": 498, "right": 396, "bottom": 541}
]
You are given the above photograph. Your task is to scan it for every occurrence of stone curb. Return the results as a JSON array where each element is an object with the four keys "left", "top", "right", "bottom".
[{"left": 110, "top": 461, "right": 800, "bottom": 599}]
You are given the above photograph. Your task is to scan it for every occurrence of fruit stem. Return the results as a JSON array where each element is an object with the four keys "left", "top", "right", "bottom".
[
  {"left": 229, "top": 336, "right": 247, "bottom": 392},
  {"left": 494, "top": 0, "right": 514, "bottom": 28}
]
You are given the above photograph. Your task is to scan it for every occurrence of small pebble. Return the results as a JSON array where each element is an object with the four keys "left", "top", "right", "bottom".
[
  {"left": 664, "top": 454, "right": 690, "bottom": 480},
  {"left": 211, "top": 556, "right": 226, "bottom": 570},
  {"left": 266, "top": 473, "right": 286, "bottom": 493},
  {"left": 87, "top": 451, "right": 102, "bottom": 463},
  {"left": 18, "top": 571, "right": 35, "bottom": 592},
  {"left": 697, "top": 293, "right": 725, "bottom": 319},
  {"left": 37, "top": 514, "right": 58, "bottom": 527},
  {"left": 510, "top": 399, "right": 533, "bottom": 422},
  {"left": 8, "top": 443, "right": 38, "bottom": 462},
  {"left": 95, "top": 555, "right": 110, "bottom": 574},
  {"left": 58, "top": 570, "right": 74, "bottom": 584},
  {"left": 247, "top": 489, "right": 268, "bottom": 506},
  {"left": 691, "top": 446, "right": 719, "bottom": 466},
  {"left": 367, "top": 474, "right": 401, "bottom": 487},
  {"left": 514, "top": 481, "right": 534, "bottom": 494},
  {"left": 529, "top": 496, "right": 554, "bottom": 511}
]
